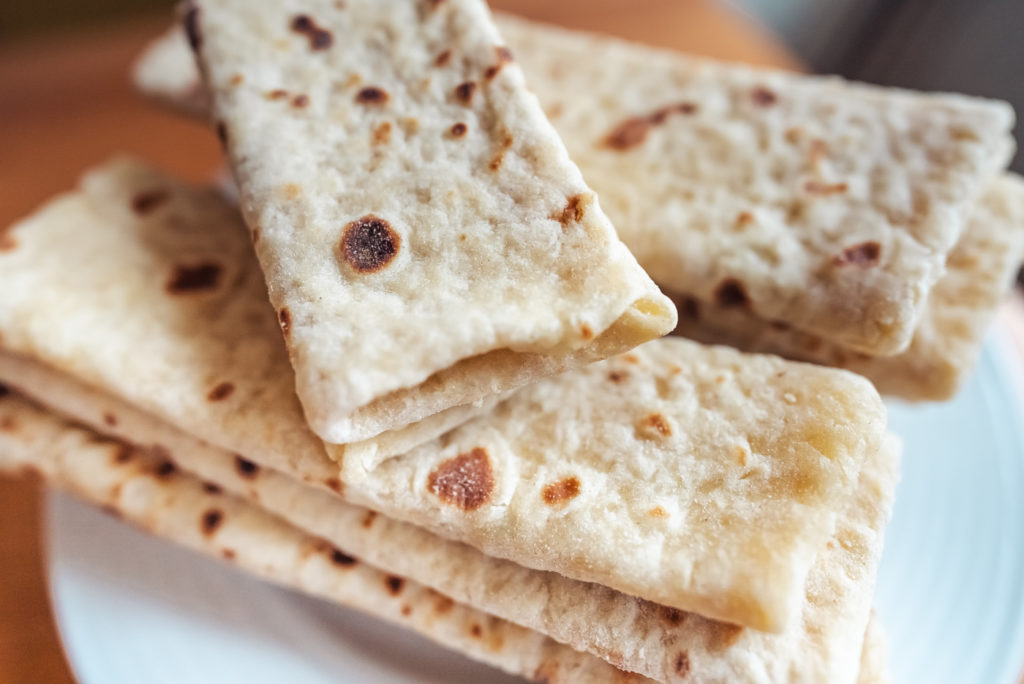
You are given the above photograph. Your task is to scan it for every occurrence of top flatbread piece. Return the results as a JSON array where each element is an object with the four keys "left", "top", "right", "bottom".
[{"left": 187, "top": 0, "right": 675, "bottom": 443}]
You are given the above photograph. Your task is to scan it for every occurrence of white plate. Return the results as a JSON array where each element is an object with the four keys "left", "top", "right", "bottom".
[{"left": 46, "top": 331, "right": 1024, "bottom": 684}]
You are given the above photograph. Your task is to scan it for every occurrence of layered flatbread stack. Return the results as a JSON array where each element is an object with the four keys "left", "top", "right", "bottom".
[
  {"left": 5, "top": 0, "right": 1018, "bottom": 681},
  {"left": 137, "top": 13, "right": 1024, "bottom": 401}
]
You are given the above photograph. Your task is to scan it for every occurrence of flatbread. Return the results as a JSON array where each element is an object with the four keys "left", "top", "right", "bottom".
[
  {"left": 0, "top": 158, "right": 887, "bottom": 632},
  {"left": 137, "top": 14, "right": 1014, "bottom": 357},
  {"left": 857, "top": 615, "right": 891, "bottom": 684},
  {"left": 673, "top": 175, "right": 1024, "bottom": 400},
  {"left": 0, "top": 394, "right": 645, "bottom": 684},
  {"left": 186, "top": 0, "right": 676, "bottom": 444},
  {"left": 0, "top": 390, "right": 897, "bottom": 683}
]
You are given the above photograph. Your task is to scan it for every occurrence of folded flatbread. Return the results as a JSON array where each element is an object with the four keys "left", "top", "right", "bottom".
[
  {"left": 0, "top": 390, "right": 897, "bottom": 683},
  {"left": 0, "top": 159, "right": 886, "bottom": 632},
  {"left": 183, "top": 0, "right": 675, "bottom": 445},
  {"left": 138, "top": 13, "right": 1014, "bottom": 358},
  {"left": 673, "top": 174, "right": 1024, "bottom": 400}
]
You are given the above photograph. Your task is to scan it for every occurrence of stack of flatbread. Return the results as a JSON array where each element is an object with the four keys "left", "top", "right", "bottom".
[{"left": 3, "top": 0, "right": 1017, "bottom": 681}]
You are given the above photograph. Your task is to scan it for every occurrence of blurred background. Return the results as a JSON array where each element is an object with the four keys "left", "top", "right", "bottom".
[{"left": 3, "top": 0, "right": 1024, "bottom": 175}]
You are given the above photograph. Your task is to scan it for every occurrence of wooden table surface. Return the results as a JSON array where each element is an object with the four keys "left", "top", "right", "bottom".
[{"left": 0, "top": 2, "right": 800, "bottom": 682}]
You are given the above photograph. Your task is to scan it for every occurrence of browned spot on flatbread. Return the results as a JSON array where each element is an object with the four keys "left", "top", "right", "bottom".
[
  {"left": 207, "top": 382, "right": 235, "bottom": 401},
  {"left": 267, "top": 89, "right": 289, "bottom": 101},
  {"left": 291, "top": 94, "right": 309, "bottom": 108},
  {"left": 648, "top": 506, "right": 669, "bottom": 518},
  {"left": 385, "top": 575, "right": 404, "bottom": 596},
  {"left": 454, "top": 81, "right": 476, "bottom": 105},
  {"left": 221, "top": 548, "right": 236, "bottom": 561},
  {"left": 324, "top": 477, "right": 344, "bottom": 495},
  {"left": 433, "top": 594, "right": 455, "bottom": 614},
  {"left": 356, "top": 86, "right": 388, "bottom": 105},
  {"left": 228, "top": 73, "right": 243, "bottom": 86},
  {"left": 542, "top": 477, "right": 581, "bottom": 506},
  {"left": 202, "top": 482, "right": 223, "bottom": 495},
  {"left": 603, "top": 101, "right": 697, "bottom": 150},
  {"left": 608, "top": 370, "right": 628, "bottom": 383},
  {"left": 533, "top": 661, "right": 559, "bottom": 684},
  {"left": 278, "top": 308, "right": 291, "bottom": 337},
  {"left": 735, "top": 211, "right": 754, "bottom": 228},
  {"left": 435, "top": 49, "right": 451, "bottom": 67},
  {"left": 200, "top": 509, "right": 223, "bottom": 536},
  {"left": 427, "top": 447, "right": 494, "bottom": 511},
  {"left": 707, "top": 622, "right": 745, "bottom": 651},
  {"left": 372, "top": 121, "right": 391, "bottom": 145},
  {"left": 751, "top": 86, "right": 777, "bottom": 106},
  {"left": 330, "top": 548, "right": 357, "bottom": 566},
  {"left": 0, "top": 385, "right": 10, "bottom": 399},
  {"left": 449, "top": 122, "right": 467, "bottom": 138},
  {"left": 215, "top": 121, "right": 228, "bottom": 147},
  {"left": 361, "top": 510, "right": 377, "bottom": 528},
  {"left": 489, "top": 131, "right": 514, "bottom": 171},
  {"left": 680, "top": 296, "right": 700, "bottom": 319},
  {"left": 234, "top": 455, "right": 259, "bottom": 479},
  {"left": 154, "top": 460, "right": 176, "bottom": 478},
  {"left": 401, "top": 605, "right": 412, "bottom": 617},
  {"left": 674, "top": 652, "right": 691, "bottom": 676},
  {"left": 340, "top": 215, "right": 400, "bottom": 273},
  {"left": 166, "top": 262, "right": 222, "bottom": 294},
  {"left": 290, "top": 14, "right": 333, "bottom": 50},
  {"left": 714, "top": 279, "right": 750, "bottom": 309},
  {"left": 650, "top": 101, "right": 698, "bottom": 124},
  {"left": 484, "top": 45, "right": 514, "bottom": 80},
  {"left": 183, "top": 5, "right": 201, "bottom": 51},
  {"left": 103, "top": 412, "right": 118, "bottom": 427},
  {"left": 131, "top": 189, "right": 169, "bottom": 215},
  {"left": 805, "top": 180, "right": 848, "bottom": 196},
  {"left": 0, "top": 415, "right": 16, "bottom": 432},
  {"left": 579, "top": 323, "right": 593, "bottom": 340},
  {"left": 832, "top": 241, "right": 881, "bottom": 267},
  {"left": 114, "top": 445, "right": 134, "bottom": 464},
  {"left": 639, "top": 412, "right": 673, "bottom": 438},
  {"left": 469, "top": 623, "right": 483, "bottom": 638},
  {"left": 553, "top": 194, "right": 586, "bottom": 227},
  {"left": 622, "top": 353, "right": 640, "bottom": 364}
]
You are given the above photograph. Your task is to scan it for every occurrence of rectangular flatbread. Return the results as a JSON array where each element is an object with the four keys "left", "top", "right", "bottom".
[
  {"left": 184, "top": 0, "right": 676, "bottom": 445},
  {"left": 137, "top": 13, "right": 1014, "bottom": 358},
  {"left": 0, "top": 159, "right": 887, "bottom": 632},
  {"left": 672, "top": 175, "right": 1024, "bottom": 400},
  {"left": 0, "top": 390, "right": 897, "bottom": 683}
]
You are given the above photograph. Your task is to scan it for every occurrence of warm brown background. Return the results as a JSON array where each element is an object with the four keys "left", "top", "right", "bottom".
[{"left": 0, "top": 2, "right": 1020, "bottom": 683}]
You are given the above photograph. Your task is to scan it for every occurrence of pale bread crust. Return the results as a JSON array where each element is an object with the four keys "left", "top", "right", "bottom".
[
  {"left": 188, "top": 0, "right": 675, "bottom": 443},
  {"left": 672, "top": 175, "right": 1024, "bottom": 400},
  {"left": 0, "top": 158, "right": 886, "bottom": 632},
  {"left": 0, "top": 390, "right": 896, "bottom": 683}
]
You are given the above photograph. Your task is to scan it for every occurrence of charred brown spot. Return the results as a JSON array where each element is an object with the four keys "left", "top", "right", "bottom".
[
  {"left": 553, "top": 194, "right": 585, "bottom": 226},
  {"left": 228, "top": 73, "right": 243, "bottom": 87},
  {"left": 331, "top": 548, "right": 357, "bottom": 566},
  {"left": 361, "top": 510, "right": 377, "bottom": 528},
  {"left": 278, "top": 308, "right": 291, "bottom": 337},
  {"left": 434, "top": 594, "right": 455, "bottom": 614},
  {"left": 207, "top": 382, "right": 235, "bottom": 401},
  {"left": 707, "top": 622, "right": 744, "bottom": 651},
  {"left": 641, "top": 412, "right": 673, "bottom": 437},
  {"left": 203, "top": 482, "right": 223, "bottom": 495},
  {"left": 201, "top": 509, "right": 224, "bottom": 536},
  {"left": 604, "top": 117, "right": 651, "bottom": 150},
  {"left": 426, "top": 0, "right": 446, "bottom": 8},
  {"left": 427, "top": 447, "right": 494, "bottom": 511},
  {"left": 649, "top": 506, "right": 669, "bottom": 518},
  {"left": 659, "top": 605, "right": 685, "bottom": 625},
  {"left": 651, "top": 101, "right": 698, "bottom": 124},
  {"left": 385, "top": 575, "right": 405, "bottom": 595},
  {"left": 450, "top": 122, "right": 467, "bottom": 137},
  {"left": 234, "top": 455, "right": 259, "bottom": 479},
  {"left": 454, "top": 81, "right": 476, "bottom": 105},
  {"left": 356, "top": 86, "right": 388, "bottom": 105},
  {"left": 221, "top": 548, "right": 236, "bottom": 560},
  {"left": 674, "top": 652, "right": 691, "bottom": 676},
  {"left": 167, "top": 262, "right": 222, "bottom": 294},
  {"left": 325, "top": 477, "right": 344, "bottom": 495},
  {"left": 805, "top": 180, "right": 848, "bottom": 196},
  {"left": 401, "top": 605, "right": 412, "bottom": 616},
  {"left": 155, "top": 460, "right": 176, "bottom": 479},
  {"left": 680, "top": 296, "right": 700, "bottom": 320},
  {"left": 131, "top": 189, "right": 169, "bottom": 215},
  {"left": 183, "top": 5, "right": 201, "bottom": 51},
  {"left": 435, "top": 49, "right": 452, "bottom": 67},
  {"left": 291, "top": 94, "right": 309, "bottom": 108},
  {"left": 751, "top": 86, "right": 778, "bottom": 106},
  {"left": 215, "top": 121, "right": 228, "bottom": 146},
  {"left": 0, "top": 384, "right": 8, "bottom": 399},
  {"left": 623, "top": 353, "right": 640, "bottom": 364},
  {"left": 608, "top": 370, "right": 628, "bottom": 383},
  {"left": 290, "top": 15, "right": 333, "bottom": 50},
  {"left": 833, "top": 241, "right": 881, "bottom": 267},
  {"left": 735, "top": 211, "right": 754, "bottom": 228},
  {"left": 372, "top": 121, "right": 392, "bottom": 145},
  {"left": 484, "top": 47, "right": 513, "bottom": 80},
  {"left": 340, "top": 215, "right": 400, "bottom": 273},
  {"left": 542, "top": 476, "right": 581, "bottom": 505},
  {"left": 103, "top": 412, "right": 118, "bottom": 427},
  {"left": 579, "top": 323, "right": 593, "bottom": 340},
  {"left": 114, "top": 445, "right": 134, "bottom": 464},
  {"left": 267, "top": 89, "right": 289, "bottom": 100},
  {"left": 470, "top": 623, "right": 483, "bottom": 638},
  {"left": 489, "top": 131, "right": 514, "bottom": 171},
  {"left": 714, "top": 279, "right": 750, "bottom": 309},
  {"left": 0, "top": 415, "right": 16, "bottom": 432}
]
